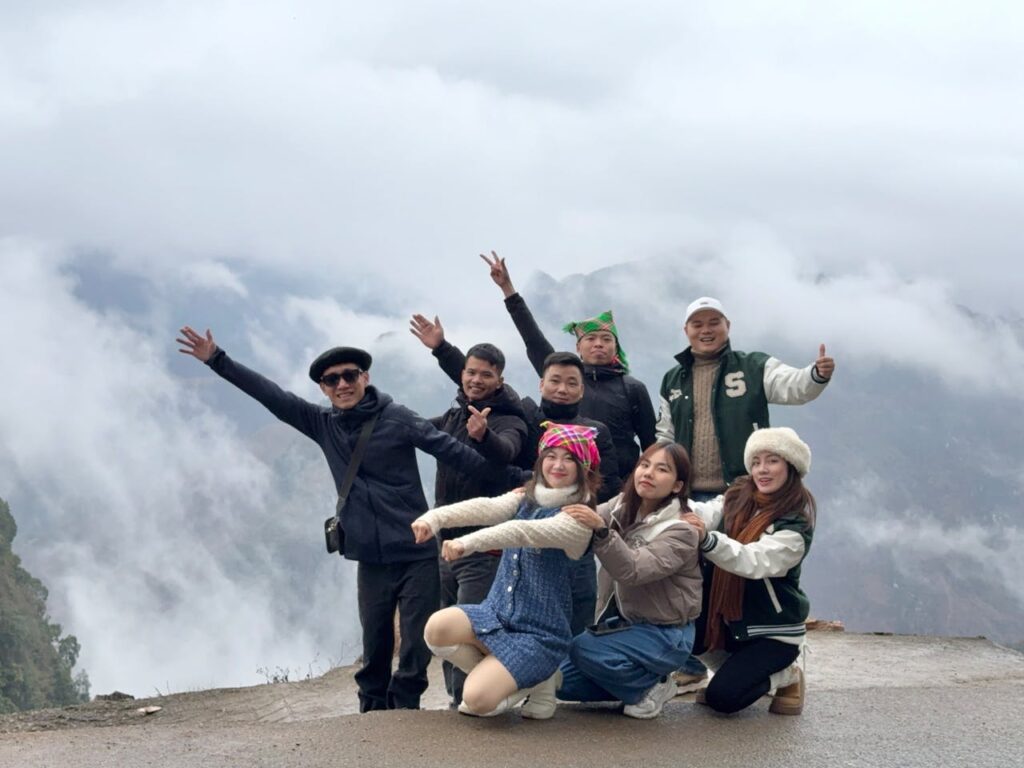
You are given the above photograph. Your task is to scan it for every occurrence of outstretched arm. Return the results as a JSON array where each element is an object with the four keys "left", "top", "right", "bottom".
[
  {"left": 480, "top": 252, "right": 554, "bottom": 376},
  {"left": 763, "top": 344, "right": 834, "bottom": 404},
  {"left": 409, "top": 314, "right": 465, "bottom": 387},
  {"left": 413, "top": 490, "right": 523, "bottom": 541},
  {"left": 176, "top": 326, "right": 322, "bottom": 440},
  {"left": 451, "top": 512, "right": 593, "bottom": 561}
]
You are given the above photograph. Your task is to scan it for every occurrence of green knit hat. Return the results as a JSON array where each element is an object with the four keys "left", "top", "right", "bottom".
[{"left": 562, "top": 310, "right": 630, "bottom": 372}]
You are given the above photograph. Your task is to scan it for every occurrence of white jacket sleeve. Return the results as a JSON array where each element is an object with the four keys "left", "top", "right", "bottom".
[
  {"left": 655, "top": 396, "right": 675, "bottom": 443},
  {"left": 414, "top": 491, "right": 521, "bottom": 536},
  {"left": 455, "top": 513, "right": 593, "bottom": 560},
  {"left": 691, "top": 495, "right": 725, "bottom": 531},
  {"left": 700, "top": 528, "right": 806, "bottom": 579},
  {"left": 762, "top": 357, "right": 828, "bottom": 405}
]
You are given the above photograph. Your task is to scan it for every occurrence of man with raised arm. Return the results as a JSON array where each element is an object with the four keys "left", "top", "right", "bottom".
[
  {"left": 478, "top": 251, "right": 657, "bottom": 471},
  {"left": 176, "top": 326, "right": 519, "bottom": 713},
  {"left": 423, "top": 341, "right": 529, "bottom": 708},
  {"left": 409, "top": 316, "right": 620, "bottom": 637},
  {"left": 654, "top": 296, "right": 835, "bottom": 690}
]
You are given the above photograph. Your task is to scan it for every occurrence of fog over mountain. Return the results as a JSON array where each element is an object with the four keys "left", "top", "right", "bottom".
[
  {"left": 1, "top": 246, "right": 1022, "bottom": 696},
  {"left": 2, "top": 1, "right": 1023, "bottom": 695}
]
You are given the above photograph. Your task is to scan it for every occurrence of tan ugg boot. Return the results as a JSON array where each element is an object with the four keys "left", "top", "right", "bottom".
[{"left": 768, "top": 665, "right": 804, "bottom": 715}]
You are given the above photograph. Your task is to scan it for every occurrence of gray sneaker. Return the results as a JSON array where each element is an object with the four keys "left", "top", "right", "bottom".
[{"left": 623, "top": 677, "right": 677, "bottom": 720}]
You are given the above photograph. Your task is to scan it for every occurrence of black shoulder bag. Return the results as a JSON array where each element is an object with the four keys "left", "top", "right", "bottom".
[{"left": 324, "top": 413, "right": 379, "bottom": 555}]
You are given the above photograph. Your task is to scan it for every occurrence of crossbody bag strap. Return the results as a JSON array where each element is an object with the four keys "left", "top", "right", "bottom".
[{"left": 335, "top": 412, "right": 380, "bottom": 514}]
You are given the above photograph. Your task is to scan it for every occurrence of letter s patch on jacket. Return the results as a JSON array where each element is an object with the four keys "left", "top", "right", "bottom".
[{"left": 724, "top": 372, "right": 747, "bottom": 398}]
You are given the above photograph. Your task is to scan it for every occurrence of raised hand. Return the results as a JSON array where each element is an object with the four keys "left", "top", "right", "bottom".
[
  {"left": 562, "top": 503, "right": 605, "bottom": 530},
  {"left": 442, "top": 539, "right": 466, "bottom": 562},
  {"left": 411, "top": 519, "right": 435, "bottom": 544},
  {"left": 409, "top": 314, "right": 445, "bottom": 350},
  {"left": 813, "top": 343, "right": 835, "bottom": 381},
  {"left": 479, "top": 250, "right": 516, "bottom": 298},
  {"left": 467, "top": 405, "right": 491, "bottom": 441},
  {"left": 177, "top": 326, "right": 218, "bottom": 362}
]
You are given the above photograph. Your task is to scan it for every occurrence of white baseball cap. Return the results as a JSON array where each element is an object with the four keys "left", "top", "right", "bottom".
[{"left": 684, "top": 296, "right": 728, "bottom": 324}]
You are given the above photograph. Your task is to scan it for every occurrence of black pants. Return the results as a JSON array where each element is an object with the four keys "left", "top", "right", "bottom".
[
  {"left": 703, "top": 636, "right": 800, "bottom": 714},
  {"left": 438, "top": 550, "right": 500, "bottom": 705},
  {"left": 354, "top": 558, "right": 440, "bottom": 712}
]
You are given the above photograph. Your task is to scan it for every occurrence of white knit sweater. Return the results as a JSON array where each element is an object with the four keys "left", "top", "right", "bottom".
[{"left": 414, "top": 485, "right": 593, "bottom": 561}]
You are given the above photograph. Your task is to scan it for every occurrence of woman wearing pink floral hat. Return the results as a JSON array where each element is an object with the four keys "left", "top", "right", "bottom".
[{"left": 412, "top": 422, "right": 602, "bottom": 720}]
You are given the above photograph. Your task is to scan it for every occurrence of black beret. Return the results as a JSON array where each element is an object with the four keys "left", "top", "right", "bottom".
[{"left": 308, "top": 346, "right": 373, "bottom": 382}]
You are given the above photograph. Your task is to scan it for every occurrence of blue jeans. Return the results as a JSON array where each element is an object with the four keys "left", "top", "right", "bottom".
[{"left": 557, "top": 622, "right": 695, "bottom": 705}]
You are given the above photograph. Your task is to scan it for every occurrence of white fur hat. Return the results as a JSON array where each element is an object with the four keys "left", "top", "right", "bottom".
[{"left": 744, "top": 427, "right": 811, "bottom": 477}]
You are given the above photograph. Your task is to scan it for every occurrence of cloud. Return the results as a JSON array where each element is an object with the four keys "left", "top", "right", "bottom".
[
  {"left": 0, "top": 1, "right": 1021, "bottom": 310},
  {"left": 0, "top": 240, "right": 358, "bottom": 694},
  {"left": 829, "top": 471, "right": 1024, "bottom": 613},
  {"left": 179, "top": 260, "right": 249, "bottom": 298}
]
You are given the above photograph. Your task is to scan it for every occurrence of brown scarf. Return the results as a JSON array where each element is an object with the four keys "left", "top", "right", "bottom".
[{"left": 703, "top": 490, "right": 784, "bottom": 651}]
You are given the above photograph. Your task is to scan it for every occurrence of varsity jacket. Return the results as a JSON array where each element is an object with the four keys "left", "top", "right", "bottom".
[
  {"left": 692, "top": 496, "right": 813, "bottom": 644},
  {"left": 656, "top": 343, "right": 828, "bottom": 484}
]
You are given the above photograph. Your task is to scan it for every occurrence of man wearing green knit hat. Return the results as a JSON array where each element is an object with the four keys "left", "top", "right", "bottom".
[
  {"left": 480, "top": 252, "right": 656, "bottom": 472},
  {"left": 562, "top": 309, "right": 631, "bottom": 374}
]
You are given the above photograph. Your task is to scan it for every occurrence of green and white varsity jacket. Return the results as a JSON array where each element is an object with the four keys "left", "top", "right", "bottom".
[
  {"left": 692, "top": 496, "right": 813, "bottom": 645},
  {"left": 655, "top": 343, "right": 827, "bottom": 484}
]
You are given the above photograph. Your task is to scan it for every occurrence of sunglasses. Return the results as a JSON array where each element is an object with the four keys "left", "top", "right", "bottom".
[{"left": 320, "top": 369, "right": 363, "bottom": 387}]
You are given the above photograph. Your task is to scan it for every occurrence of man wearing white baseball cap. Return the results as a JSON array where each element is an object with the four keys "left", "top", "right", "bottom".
[
  {"left": 656, "top": 297, "right": 833, "bottom": 689},
  {"left": 657, "top": 296, "right": 833, "bottom": 497}
]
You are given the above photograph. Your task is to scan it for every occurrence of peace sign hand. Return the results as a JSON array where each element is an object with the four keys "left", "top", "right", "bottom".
[
  {"left": 813, "top": 344, "right": 835, "bottom": 381},
  {"left": 177, "top": 326, "right": 218, "bottom": 362},
  {"left": 479, "top": 250, "right": 516, "bottom": 298},
  {"left": 467, "top": 405, "right": 491, "bottom": 441}
]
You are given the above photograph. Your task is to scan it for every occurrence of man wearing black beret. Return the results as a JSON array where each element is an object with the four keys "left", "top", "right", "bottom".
[{"left": 177, "top": 325, "right": 516, "bottom": 712}]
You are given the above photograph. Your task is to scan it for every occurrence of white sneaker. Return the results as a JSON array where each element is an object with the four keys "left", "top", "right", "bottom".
[{"left": 623, "top": 676, "right": 677, "bottom": 720}]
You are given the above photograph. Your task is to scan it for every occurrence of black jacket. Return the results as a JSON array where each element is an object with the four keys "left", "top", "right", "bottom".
[
  {"left": 207, "top": 349, "right": 509, "bottom": 564},
  {"left": 431, "top": 385, "right": 529, "bottom": 536},
  {"left": 440, "top": 292, "right": 658, "bottom": 469},
  {"left": 432, "top": 344, "right": 622, "bottom": 502}
]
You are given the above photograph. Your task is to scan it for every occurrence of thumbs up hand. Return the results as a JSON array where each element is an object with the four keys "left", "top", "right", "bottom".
[{"left": 813, "top": 344, "right": 835, "bottom": 381}]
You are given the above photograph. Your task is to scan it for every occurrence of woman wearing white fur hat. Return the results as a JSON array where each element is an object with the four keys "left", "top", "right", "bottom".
[{"left": 689, "top": 426, "right": 816, "bottom": 715}]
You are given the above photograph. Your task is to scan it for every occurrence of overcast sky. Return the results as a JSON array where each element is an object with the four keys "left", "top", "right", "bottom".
[{"left": 2, "top": 2, "right": 1023, "bottom": 695}]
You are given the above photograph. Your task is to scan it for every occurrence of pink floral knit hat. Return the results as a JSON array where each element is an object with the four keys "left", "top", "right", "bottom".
[{"left": 538, "top": 421, "right": 601, "bottom": 470}]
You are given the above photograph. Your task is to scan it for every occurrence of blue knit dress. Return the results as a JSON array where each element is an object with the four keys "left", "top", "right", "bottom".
[{"left": 460, "top": 499, "right": 575, "bottom": 689}]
